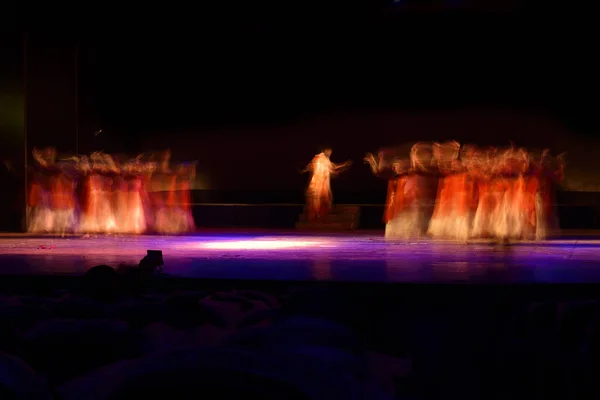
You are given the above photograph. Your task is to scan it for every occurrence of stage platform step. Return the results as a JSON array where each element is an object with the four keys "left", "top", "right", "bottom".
[
  {"left": 297, "top": 213, "right": 359, "bottom": 224},
  {"left": 295, "top": 221, "right": 357, "bottom": 231},
  {"left": 296, "top": 205, "right": 360, "bottom": 231}
]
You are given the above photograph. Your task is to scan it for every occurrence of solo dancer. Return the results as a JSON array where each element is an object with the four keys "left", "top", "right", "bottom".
[{"left": 304, "top": 149, "right": 351, "bottom": 222}]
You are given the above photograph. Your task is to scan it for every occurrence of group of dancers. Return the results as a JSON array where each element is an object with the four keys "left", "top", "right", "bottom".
[
  {"left": 27, "top": 140, "right": 564, "bottom": 241},
  {"left": 306, "top": 142, "right": 564, "bottom": 242},
  {"left": 27, "top": 147, "right": 195, "bottom": 235}
]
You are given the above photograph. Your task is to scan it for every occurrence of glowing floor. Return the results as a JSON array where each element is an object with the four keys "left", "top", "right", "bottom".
[{"left": 1, "top": 232, "right": 600, "bottom": 283}]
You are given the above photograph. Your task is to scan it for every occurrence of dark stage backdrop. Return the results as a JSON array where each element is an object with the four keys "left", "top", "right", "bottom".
[
  {"left": 25, "top": 37, "right": 78, "bottom": 157},
  {"left": 0, "top": 36, "right": 25, "bottom": 231},
  {"left": 24, "top": 37, "right": 78, "bottom": 231},
  {"left": 139, "top": 109, "right": 600, "bottom": 195},
  {"left": 0, "top": 36, "right": 78, "bottom": 231},
  {"left": 89, "top": 10, "right": 597, "bottom": 197}
]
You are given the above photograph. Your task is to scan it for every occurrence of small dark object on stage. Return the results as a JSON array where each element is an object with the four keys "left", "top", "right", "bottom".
[
  {"left": 139, "top": 250, "right": 163, "bottom": 274},
  {"left": 114, "top": 252, "right": 163, "bottom": 296},
  {"left": 116, "top": 250, "right": 163, "bottom": 280},
  {"left": 146, "top": 250, "right": 164, "bottom": 267},
  {"left": 127, "top": 250, "right": 165, "bottom": 285}
]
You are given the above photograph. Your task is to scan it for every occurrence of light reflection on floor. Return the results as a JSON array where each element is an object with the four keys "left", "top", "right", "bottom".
[{"left": 1, "top": 233, "right": 600, "bottom": 283}]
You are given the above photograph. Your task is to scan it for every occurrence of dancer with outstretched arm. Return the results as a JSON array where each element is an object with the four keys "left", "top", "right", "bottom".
[{"left": 303, "top": 149, "right": 351, "bottom": 223}]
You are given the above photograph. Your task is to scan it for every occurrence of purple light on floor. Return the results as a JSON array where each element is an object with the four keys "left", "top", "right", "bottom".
[
  {"left": 201, "top": 239, "right": 333, "bottom": 250},
  {"left": 2, "top": 233, "right": 600, "bottom": 283}
]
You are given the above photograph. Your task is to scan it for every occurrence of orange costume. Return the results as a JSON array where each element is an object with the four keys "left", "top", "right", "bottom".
[
  {"left": 384, "top": 175, "right": 408, "bottom": 224},
  {"left": 369, "top": 143, "right": 434, "bottom": 239},
  {"left": 428, "top": 142, "right": 473, "bottom": 241},
  {"left": 49, "top": 169, "right": 77, "bottom": 234},
  {"left": 305, "top": 151, "right": 350, "bottom": 222},
  {"left": 27, "top": 148, "right": 56, "bottom": 233},
  {"left": 155, "top": 163, "right": 195, "bottom": 234},
  {"left": 27, "top": 170, "right": 52, "bottom": 233},
  {"left": 471, "top": 157, "right": 497, "bottom": 239},
  {"left": 520, "top": 174, "right": 539, "bottom": 238},
  {"left": 429, "top": 171, "right": 474, "bottom": 240}
]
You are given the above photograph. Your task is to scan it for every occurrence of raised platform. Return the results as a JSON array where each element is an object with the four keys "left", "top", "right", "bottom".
[
  {"left": 2, "top": 230, "right": 600, "bottom": 284},
  {"left": 295, "top": 205, "right": 360, "bottom": 231}
]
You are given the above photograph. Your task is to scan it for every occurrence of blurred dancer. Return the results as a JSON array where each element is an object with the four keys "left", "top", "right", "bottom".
[
  {"left": 304, "top": 149, "right": 351, "bottom": 222},
  {"left": 428, "top": 141, "right": 473, "bottom": 242},
  {"left": 507, "top": 148, "right": 531, "bottom": 240},
  {"left": 366, "top": 143, "right": 436, "bottom": 239},
  {"left": 140, "top": 157, "right": 157, "bottom": 231},
  {"left": 111, "top": 156, "right": 145, "bottom": 234},
  {"left": 176, "top": 162, "right": 196, "bottom": 232},
  {"left": 76, "top": 156, "right": 91, "bottom": 234},
  {"left": 51, "top": 157, "right": 78, "bottom": 235},
  {"left": 113, "top": 156, "right": 130, "bottom": 233},
  {"left": 80, "top": 152, "right": 118, "bottom": 233},
  {"left": 407, "top": 142, "right": 438, "bottom": 237},
  {"left": 28, "top": 147, "right": 57, "bottom": 233},
  {"left": 489, "top": 147, "right": 528, "bottom": 241},
  {"left": 366, "top": 151, "right": 410, "bottom": 238},
  {"left": 151, "top": 150, "right": 172, "bottom": 233},
  {"left": 470, "top": 147, "right": 498, "bottom": 239},
  {"left": 521, "top": 153, "right": 541, "bottom": 240},
  {"left": 125, "top": 157, "right": 147, "bottom": 234},
  {"left": 156, "top": 162, "right": 196, "bottom": 234}
]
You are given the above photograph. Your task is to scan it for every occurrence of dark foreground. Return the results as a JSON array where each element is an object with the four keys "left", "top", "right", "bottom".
[{"left": 2, "top": 231, "right": 600, "bottom": 399}]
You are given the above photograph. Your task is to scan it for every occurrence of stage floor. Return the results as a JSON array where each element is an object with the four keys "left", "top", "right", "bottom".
[{"left": 1, "top": 231, "right": 600, "bottom": 283}]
